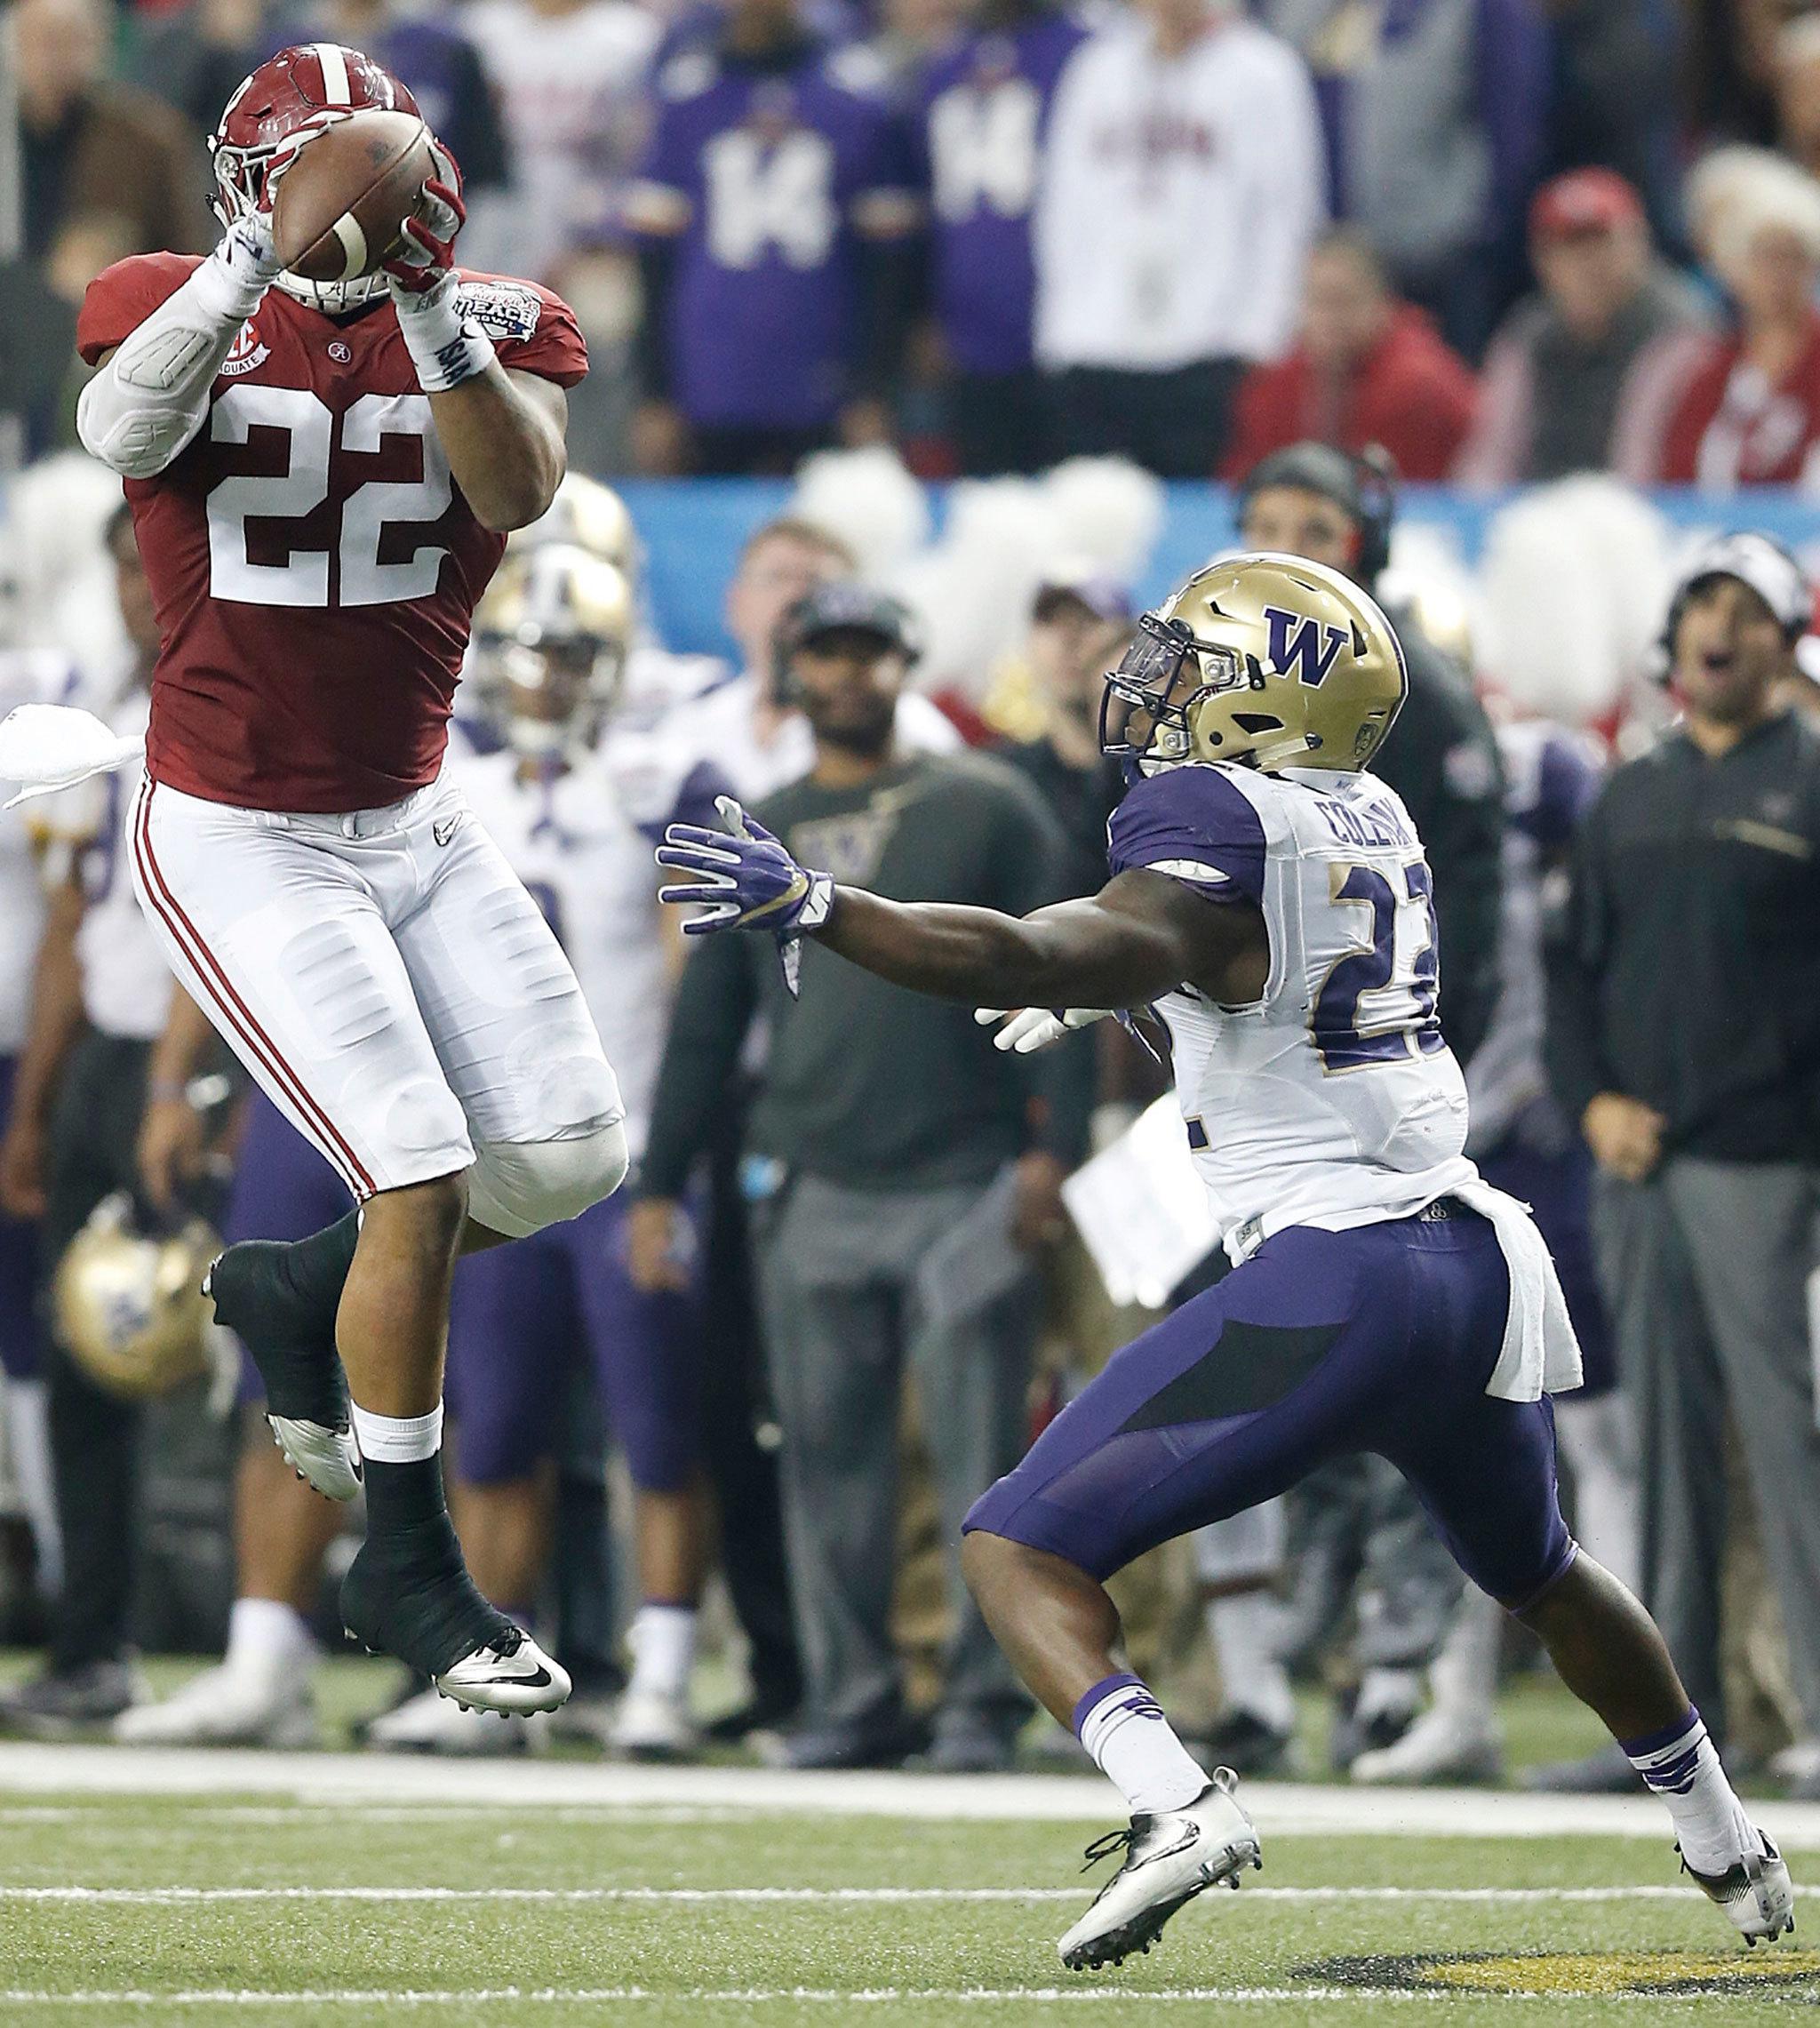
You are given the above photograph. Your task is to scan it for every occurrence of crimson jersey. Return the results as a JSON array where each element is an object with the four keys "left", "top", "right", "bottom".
[{"left": 77, "top": 255, "right": 588, "bottom": 812}]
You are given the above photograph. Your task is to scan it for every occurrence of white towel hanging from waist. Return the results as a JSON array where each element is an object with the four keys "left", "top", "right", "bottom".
[{"left": 1450, "top": 1178, "right": 1585, "bottom": 1402}]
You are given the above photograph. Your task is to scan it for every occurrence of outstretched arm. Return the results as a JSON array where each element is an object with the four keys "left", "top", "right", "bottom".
[
  {"left": 818, "top": 873, "right": 1247, "bottom": 1010},
  {"left": 657, "top": 799, "right": 1266, "bottom": 1010}
]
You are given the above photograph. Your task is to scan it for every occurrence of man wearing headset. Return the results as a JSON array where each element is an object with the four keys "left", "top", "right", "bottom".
[{"left": 1548, "top": 533, "right": 1820, "bottom": 1799}]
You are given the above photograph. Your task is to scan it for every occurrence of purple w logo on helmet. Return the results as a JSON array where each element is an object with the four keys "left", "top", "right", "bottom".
[{"left": 1265, "top": 606, "right": 1349, "bottom": 688}]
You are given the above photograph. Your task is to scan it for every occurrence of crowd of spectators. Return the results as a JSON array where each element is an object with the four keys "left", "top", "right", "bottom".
[{"left": 15, "top": 0, "right": 1820, "bottom": 489}]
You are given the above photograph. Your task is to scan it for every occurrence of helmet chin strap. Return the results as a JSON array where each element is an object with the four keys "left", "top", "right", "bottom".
[{"left": 272, "top": 268, "right": 390, "bottom": 316}]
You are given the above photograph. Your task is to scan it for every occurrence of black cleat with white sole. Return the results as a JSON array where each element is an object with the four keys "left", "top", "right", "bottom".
[
  {"left": 1058, "top": 1769, "right": 1262, "bottom": 1973},
  {"left": 205, "top": 1241, "right": 361, "bottom": 1502},
  {"left": 340, "top": 1521, "right": 571, "bottom": 1717},
  {"left": 1683, "top": 1833, "right": 1796, "bottom": 1944}
]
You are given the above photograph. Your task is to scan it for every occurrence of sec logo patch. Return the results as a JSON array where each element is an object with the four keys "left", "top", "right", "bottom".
[{"left": 219, "top": 321, "right": 270, "bottom": 378}]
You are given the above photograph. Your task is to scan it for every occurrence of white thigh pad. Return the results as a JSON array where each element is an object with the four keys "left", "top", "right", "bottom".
[{"left": 467, "top": 1118, "right": 629, "bottom": 1241}]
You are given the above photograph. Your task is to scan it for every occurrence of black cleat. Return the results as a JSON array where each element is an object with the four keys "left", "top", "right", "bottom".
[
  {"left": 340, "top": 1521, "right": 570, "bottom": 1717},
  {"left": 205, "top": 1242, "right": 360, "bottom": 1501}
]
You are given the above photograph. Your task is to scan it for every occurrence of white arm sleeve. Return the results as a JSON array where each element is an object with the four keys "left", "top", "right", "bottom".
[{"left": 76, "top": 218, "right": 280, "bottom": 480}]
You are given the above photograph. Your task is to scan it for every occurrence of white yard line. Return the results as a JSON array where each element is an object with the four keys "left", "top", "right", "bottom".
[
  {"left": 0, "top": 1883, "right": 1706, "bottom": 1904},
  {"left": 0, "top": 1987, "right": 1696, "bottom": 2008},
  {"left": 4, "top": 1743, "right": 1820, "bottom": 1848}
]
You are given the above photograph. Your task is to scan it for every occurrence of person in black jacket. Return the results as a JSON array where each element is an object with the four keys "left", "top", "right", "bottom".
[
  {"left": 1188, "top": 443, "right": 1508, "bottom": 1777},
  {"left": 1546, "top": 533, "right": 1820, "bottom": 1795}
]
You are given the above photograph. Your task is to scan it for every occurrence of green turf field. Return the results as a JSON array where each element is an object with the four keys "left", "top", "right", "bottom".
[
  {"left": 4, "top": 1792, "right": 1818, "bottom": 2023},
  {"left": 2, "top": 1655, "right": 1816, "bottom": 2023}
]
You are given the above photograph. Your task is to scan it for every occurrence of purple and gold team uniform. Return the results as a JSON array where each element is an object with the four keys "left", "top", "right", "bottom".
[
  {"left": 966, "top": 760, "right": 1582, "bottom": 1609},
  {"left": 440, "top": 727, "right": 729, "bottom": 1492}
]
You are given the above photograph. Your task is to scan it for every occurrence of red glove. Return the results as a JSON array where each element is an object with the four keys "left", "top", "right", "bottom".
[{"left": 385, "top": 141, "right": 466, "bottom": 296}]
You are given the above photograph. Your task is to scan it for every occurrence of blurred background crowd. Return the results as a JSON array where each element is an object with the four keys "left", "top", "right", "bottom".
[
  {"left": 0, "top": 0, "right": 1818, "bottom": 1801},
  {"left": 12, "top": 0, "right": 1820, "bottom": 487}
]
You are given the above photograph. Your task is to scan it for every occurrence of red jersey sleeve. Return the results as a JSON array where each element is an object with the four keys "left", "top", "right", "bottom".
[
  {"left": 454, "top": 273, "right": 589, "bottom": 389},
  {"left": 76, "top": 253, "right": 206, "bottom": 366}
]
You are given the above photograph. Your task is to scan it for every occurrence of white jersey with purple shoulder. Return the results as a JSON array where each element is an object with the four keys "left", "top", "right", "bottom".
[
  {"left": 1109, "top": 758, "right": 1476, "bottom": 1257},
  {"left": 451, "top": 724, "right": 730, "bottom": 1156}
]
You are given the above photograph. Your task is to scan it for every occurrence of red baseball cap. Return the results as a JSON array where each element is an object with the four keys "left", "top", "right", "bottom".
[{"left": 1529, "top": 168, "right": 1644, "bottom": 244}]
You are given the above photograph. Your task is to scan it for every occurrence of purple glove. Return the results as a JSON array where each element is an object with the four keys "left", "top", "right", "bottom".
[{"left": 658, "top": 795, "right": 833, "bottom": 941}]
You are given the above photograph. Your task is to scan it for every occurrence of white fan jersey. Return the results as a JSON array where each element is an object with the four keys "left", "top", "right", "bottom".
[
  {"left": 1108, "top": 759, "right": 1475, "bottom": 1254},
  {"left": 451, "top": 727, "right": 727, "bottom": 1154},
  {"left": 0, "top": 652, "right": 69, "bottom": 1054}
]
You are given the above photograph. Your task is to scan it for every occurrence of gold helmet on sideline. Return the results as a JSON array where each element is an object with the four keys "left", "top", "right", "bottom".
[
  {"left": 1099, "top": 553, "right": 1408, "bottom": 775},
  {"left": 511, "top": 474, "right": 639, "bottom": 590},
  {"left": 53, "top": 1194, "right": 218, "bottom": 1400},
  {"left": 470, "top": 542, "right": 636, "bottom": 761}
]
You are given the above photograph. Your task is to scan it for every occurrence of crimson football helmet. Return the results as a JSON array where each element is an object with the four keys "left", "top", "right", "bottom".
[{"left": 211, "top": 42, "right": 420, "bottom": 315}]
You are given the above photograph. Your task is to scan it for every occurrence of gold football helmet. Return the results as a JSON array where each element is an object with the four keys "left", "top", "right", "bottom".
[
  {"left": 470, "top": 543, "right": 635, "bottom": 762},
  {"left": 1100, "top": 553, "right": 1408, "bottom": 774},
  {"left": 52, "top": 1194, "right": 218, "bottom": 1401},
  {"left": 512, "top": 474, "right": 639, "bottom": 589}
]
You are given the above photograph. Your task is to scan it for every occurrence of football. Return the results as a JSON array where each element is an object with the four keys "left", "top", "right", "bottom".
[{"left": 270, "top": 107, "right": 437, "bottom": 284}]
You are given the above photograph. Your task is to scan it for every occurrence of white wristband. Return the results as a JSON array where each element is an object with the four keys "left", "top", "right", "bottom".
[
  {"left": 192, "top": 216, "right": 281, "bottom": 326},
  {"left": 394, "top": 275, "right": 495, "bottom": 394}
]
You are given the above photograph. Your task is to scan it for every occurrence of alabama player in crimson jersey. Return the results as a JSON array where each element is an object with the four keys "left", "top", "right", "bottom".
[{"left": 69, "top": 43, "right": 629, "bottom": 1713}]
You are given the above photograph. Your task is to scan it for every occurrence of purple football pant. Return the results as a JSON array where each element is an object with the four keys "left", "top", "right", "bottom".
[
  {"left": 0, "top": 1056, "right": 39, "bottom": 1380},
  {"left": 223, "top": 1091, "right": 355, "bottom": 1404},
  {"left": 966, "top": 1205, "right": 1576, "bottom": 1611},
  {"left": 446, "top": 1192, "right": 700, "bottom": 1494}
]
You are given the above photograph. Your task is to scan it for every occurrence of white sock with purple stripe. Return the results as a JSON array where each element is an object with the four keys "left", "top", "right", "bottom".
[
  {"left": 1622, "top": 1706, "right": 1754, "bottom": 1875},
  {"left": 1074, "top": 1673, "right": 1208, "bottom": 1816}
]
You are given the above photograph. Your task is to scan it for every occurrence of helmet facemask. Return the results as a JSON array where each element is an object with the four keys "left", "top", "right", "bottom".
[
  {"left": 471, "top": 629, "right": 626, "bottom": 766},
  {"left": 209, "top": 135, "right": 391, "bottom": 315},
  {"left": 1099, "top": 613, "right": 1247, "bottom": 775}
]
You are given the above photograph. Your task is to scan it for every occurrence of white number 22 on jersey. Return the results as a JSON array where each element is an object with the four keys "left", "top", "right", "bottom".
[{"left": 206, "top": 386, "right": 452, "bottom": 609}]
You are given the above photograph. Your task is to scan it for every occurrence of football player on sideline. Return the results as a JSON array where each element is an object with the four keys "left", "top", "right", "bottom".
[
  {"left": 657, "top": 555, "right": 1793, "bottom": 1968},
  {"left": 67, "top": 44, "right": 629, "bottom": 1712}
]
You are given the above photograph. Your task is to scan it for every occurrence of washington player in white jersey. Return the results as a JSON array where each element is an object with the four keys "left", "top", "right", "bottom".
[
  {"left": 425, "top": 542, "right": 724, "bottom": 1757},
  {"left": 658, "top": 553, "right": 1793, "bottom": 1968}
]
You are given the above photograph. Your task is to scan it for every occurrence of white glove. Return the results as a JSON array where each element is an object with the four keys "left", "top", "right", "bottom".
[
  {"left": 0, "top": 705, "right": 145, "bottom": 809},
  {"left": 193, "top": 212, "right": 283, "bottom": 324},
  {"left": 974, "top": 1005, "right": 1114, "bottom": 1054}
]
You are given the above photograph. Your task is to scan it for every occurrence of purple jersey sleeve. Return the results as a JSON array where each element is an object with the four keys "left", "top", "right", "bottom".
[
  {"left": 637, "top": 758, "right": 736, "bottom": 845},
  {"left": 1106, "top": 767, "right": 1266, "bottom": 904}
]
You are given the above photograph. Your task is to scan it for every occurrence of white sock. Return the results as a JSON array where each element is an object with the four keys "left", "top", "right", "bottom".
[
  {"left": 1074, "top": 1673, "right": 1209, "bottom": 1816},
  {"left": 1624, "top": 1708, "right": 1756, "bottom": 1875},
  {"left": 3, "top": 1377, "right": 61, "bottom": 1596},
  {"left": 226, "top": 1595, "right": 315, "bottom": 1673},
  {"left": 627, "top": 1603, "right": 697, "bottom": 1699},
  {"left": 1427, "top": 1591, "right": 1501, "bottom": 1726},
  {"left": 348, "top": 1401, "right": 443, "bottom": 1465},
  {"left": 1207, "top": 1590, "right": 1295, "bottom": 1734},
  {"left": 1357, "top": 1665, "right": 1424, "bottom": 1728}
]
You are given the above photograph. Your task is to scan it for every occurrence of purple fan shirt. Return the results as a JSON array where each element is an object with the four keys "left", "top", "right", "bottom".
[
  {"left": 911, "top": 12, "right": 1087, "bottom": 376},
  {"left": 631, "top": 42, "right": 914, "bottom": 428}
]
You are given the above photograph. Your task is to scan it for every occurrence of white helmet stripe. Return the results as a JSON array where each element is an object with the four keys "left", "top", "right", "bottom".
[{"left": 313, "top": 42, "right": 351, "bottom": 105}]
